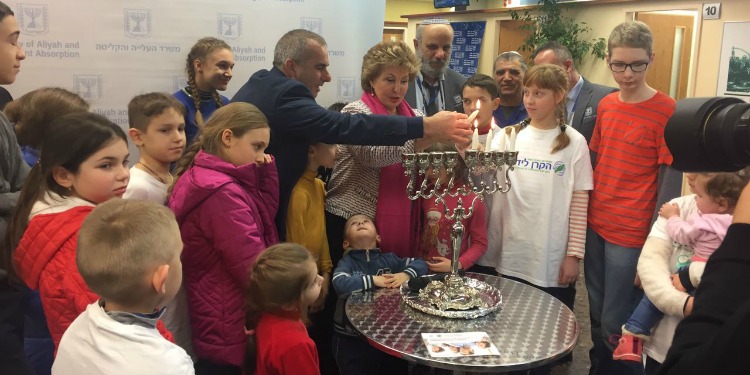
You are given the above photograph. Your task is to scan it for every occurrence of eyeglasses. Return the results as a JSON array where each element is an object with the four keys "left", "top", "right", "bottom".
[{"left": 608, "top": 62, "right": 649, "bottom": 72}]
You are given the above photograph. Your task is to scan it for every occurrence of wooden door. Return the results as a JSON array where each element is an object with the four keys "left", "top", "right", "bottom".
[
  {"left": 636, "top": 12, "right": 695, "bottom": 100},
  {"left": 497, "top": 20, "right": 533, "bottom": 62}
]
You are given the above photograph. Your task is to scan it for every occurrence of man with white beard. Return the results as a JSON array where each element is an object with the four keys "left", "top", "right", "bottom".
[{"left": 405, "top": 19, "right": 467, "bottom": 116}]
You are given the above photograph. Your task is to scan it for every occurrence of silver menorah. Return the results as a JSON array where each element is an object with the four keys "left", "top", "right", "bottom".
[{"left": 401, "top": 149, "right": 518, "bottom": 311}]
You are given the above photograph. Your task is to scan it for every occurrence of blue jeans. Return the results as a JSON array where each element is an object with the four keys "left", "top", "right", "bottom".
[
  {"left": 584, "top": 228, "right": 645, "bottom": 375},
  {"left": 624, "top": 294, "right": 663, "bottom": 336}
]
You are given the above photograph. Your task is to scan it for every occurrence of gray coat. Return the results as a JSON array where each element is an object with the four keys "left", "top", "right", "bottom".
[
  {"left": 1, "top": 112, "right": 29, "bottom": 258},
  {"left": 406, "top": 68, "right": 467, "bottom": 116},
  {"left": 570, "top": 78, "right": 618, "bottom": 144}
]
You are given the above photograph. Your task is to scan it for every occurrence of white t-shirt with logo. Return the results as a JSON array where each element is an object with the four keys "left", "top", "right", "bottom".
[{"left": 488, "top": 125, "right": 593, "bottom": 287}]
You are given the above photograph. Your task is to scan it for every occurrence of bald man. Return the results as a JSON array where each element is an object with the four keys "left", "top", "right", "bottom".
[{"left": 405, "top": 19, "right": 467, "bottom": 116}]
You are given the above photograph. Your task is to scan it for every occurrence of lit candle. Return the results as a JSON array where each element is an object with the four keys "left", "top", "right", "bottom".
[
  {"left": 467, "top": 100, "right": 481, "bottom": 123},
  {"left": 509, "top": 127, "right": 517, "bottom": 151},
  {"left": 471, "top": 120, "right": 479, "bottom": 150},
  {"left": 484, "top": 118, "right": 495, "bottom": 151}
]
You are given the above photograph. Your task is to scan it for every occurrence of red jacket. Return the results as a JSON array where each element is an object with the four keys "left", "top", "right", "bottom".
[
  {"left": 169, "top": 151, "right": 279, "bottom": 367},
  {"left": 13, "top": 203, "right": 173, "bottom": 350}
]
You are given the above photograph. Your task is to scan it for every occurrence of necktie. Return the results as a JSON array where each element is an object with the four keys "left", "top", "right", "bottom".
[{"left": 425, "top": 83, "right": 440, "bottom": 116}]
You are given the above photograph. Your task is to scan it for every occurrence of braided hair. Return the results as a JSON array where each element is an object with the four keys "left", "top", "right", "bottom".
[{"left": 184, "top": 37, "right": 231, "bottom": 128}]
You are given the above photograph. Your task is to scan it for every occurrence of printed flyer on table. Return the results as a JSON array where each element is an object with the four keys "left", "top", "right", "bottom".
[{"left": 422, "top": 332, "right": 500, "bottom": 357}]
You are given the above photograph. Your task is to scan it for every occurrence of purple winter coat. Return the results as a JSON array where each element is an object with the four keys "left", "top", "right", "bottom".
[{"left": 168, "top": 150, "right": 279, "bottom": 367}]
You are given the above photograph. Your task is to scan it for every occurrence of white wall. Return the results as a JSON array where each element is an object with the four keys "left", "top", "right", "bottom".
[{"left": 7, "top": 0, "right": 385, "bottom": 158}]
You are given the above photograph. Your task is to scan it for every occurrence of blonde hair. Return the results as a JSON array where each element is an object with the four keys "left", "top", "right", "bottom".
[
  {"left": 512, "top": 64, "right": 570, "bottom": 154},
  {"left": 608, "top": 21, "right": 653, "bottom": 57},
  {"left": 171, "top": 102, "right": 269, "bottom": 190},
  {"left": 360, "top": 40, "right": 420, "bottom": 93},
  {"left": 76, "top": 199, "right": 180, "bottom": 306}
]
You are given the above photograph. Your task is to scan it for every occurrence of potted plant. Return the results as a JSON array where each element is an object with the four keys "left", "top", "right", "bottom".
[{"left": 510, "top": 0, "right": 606, "bottom": 63}]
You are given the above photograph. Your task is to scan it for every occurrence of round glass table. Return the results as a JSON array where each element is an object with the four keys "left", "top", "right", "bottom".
[{"left": 345, "top": 273, "right": 579, "bottom": 373}]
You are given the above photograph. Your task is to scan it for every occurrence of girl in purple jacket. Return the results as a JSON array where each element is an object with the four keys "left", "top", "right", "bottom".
[{"left": 168, "top": 102, "right": 279, "bottom": 374}]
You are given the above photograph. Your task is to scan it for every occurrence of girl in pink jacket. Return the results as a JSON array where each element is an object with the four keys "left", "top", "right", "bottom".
[{"left": 168, "top": 102, "right": 279, "bottom": 374}]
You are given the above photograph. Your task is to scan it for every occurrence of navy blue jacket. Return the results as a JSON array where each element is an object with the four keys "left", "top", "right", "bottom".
[
  {"left": 231, "top": 68, "right": 425, "bottom": 239},
  {"left": 332, "top": 248, "right": 428, "bottom": 336}
]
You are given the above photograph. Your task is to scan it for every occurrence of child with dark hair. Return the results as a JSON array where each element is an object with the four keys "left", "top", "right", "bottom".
[
  {"left": 174, "top": 37, "right": 234, "bottom": 145},
  {"left": 245, "top": 243, "right": 322, "bottom": 375},
  {"left": 10, "top": 113, "right": 171, "bottom": 351},
  {"left": 461, "top": 73, "right": 501, "bottom": 148},
  {"left": 5, "top": 87, "right": 89, "bottom": 166},
  {"left": 0, "top": 2, "right": 30, "bottom": 373},
  {"left": 332, "top": 214, "right": 428, "bottom": 374}
]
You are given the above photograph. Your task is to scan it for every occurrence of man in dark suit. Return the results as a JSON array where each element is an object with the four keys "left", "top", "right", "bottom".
[
  {"left": 405, "top": 19, "right": 466, "bottom": 116},
  {"left": 532, "top": 41, "right": 617, "bottom": 144},
  {"left": 232, "top": 29, "right": 470, "bottom": 241}
]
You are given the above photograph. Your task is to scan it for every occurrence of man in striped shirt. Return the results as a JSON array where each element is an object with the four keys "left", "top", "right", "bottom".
[{"left": 584, "top": 21, "right": 677, "bottom": 375}]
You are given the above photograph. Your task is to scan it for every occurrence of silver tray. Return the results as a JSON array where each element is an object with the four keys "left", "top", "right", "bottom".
[{"left": 400, "top": 276, "right": 502, "bottom": 319}]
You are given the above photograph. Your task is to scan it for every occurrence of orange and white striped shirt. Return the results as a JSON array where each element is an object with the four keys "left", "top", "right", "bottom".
[{"left": 588, "top": 91, "right": 676, "bottom": 248}]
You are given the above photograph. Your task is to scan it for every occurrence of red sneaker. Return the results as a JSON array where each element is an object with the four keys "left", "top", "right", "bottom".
[{"left": 612, "top": 334, "right": 643, "bottom": 363}]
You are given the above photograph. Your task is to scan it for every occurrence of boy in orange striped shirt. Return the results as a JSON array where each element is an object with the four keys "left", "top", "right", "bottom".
[{"left": 584, "top": 21, "right": 676, "bottom": 375}]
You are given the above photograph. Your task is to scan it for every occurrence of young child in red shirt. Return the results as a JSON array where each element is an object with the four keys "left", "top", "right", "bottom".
[{"left": 245, "top": 243, "right": 323, "bottom": 375}]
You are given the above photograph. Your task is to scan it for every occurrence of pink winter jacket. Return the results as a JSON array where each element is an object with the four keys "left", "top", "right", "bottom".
[{"left": 168, "top": 151, "right": 279, "bottom": 367}]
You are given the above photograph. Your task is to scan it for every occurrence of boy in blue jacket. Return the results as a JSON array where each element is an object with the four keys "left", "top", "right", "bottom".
[{"left": 332, "top": 214, "right": 428, "bottom": 375}]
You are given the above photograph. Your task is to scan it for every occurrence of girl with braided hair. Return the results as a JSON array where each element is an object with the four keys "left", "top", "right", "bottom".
[
  {"left": 486, "top": 64, "right": 593, "bottom": 315},
  {"left": 173, "top": 37, "right": 234, "bottom": 145}
]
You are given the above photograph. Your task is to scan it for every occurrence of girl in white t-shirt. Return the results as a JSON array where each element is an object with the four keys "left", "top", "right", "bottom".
[{"left": 487, "top": 63, "right": 593, "bottom": 310}]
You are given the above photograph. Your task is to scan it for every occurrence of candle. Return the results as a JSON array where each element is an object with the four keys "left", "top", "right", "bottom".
[
  {"left": 467, "top": 100, "right": 481, "bottom": 123},
  {"left": 509, "top": 127, "right": 517, "bottom": 151},
  {"left": 484, "top": 118, "right": 495, "bottom": 151},
  {"left": 471, "top": 120, "right": 479, "bottom": 150},
  {"left": 498, "top": 128, "right": 506, "bottom": 151}
]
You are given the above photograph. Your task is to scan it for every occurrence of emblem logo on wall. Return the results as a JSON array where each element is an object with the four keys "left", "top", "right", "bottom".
[
  {"left": 337, "top": 77, "right": 355, "bottom": 101},
  {"left": 300, "top": 17, "right": 322, "bottom": 35},
  {"left": 124, "top": 9, "right": 152, "bottom": 39},
  {"left": 17, "top": 4, "right": 49, "bottom": 36},
  {"left": 173, "top": 76, "right": 188, "bottom": 93},
  {"left": 74, "top": 75, "right": 103, "bottom": 102},
  {"left": 217, "top": 14, "right": 242, "bottom": 40}
]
